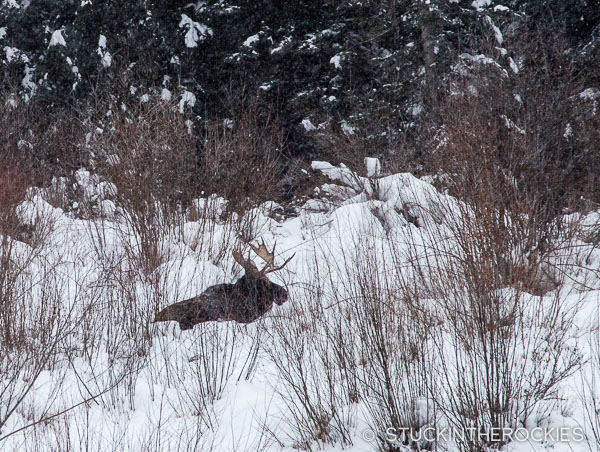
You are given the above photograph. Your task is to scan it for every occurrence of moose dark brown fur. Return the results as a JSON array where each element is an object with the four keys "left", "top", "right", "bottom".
[{"left": 153, "top": 241, "right": 293, "bottom": 330}]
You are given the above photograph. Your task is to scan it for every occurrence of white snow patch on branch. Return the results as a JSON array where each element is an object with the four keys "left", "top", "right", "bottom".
[
  {"left": 179, "top": 14, "right": 212, "bottom": 48},
  {"left": 340, "top": 120, "right": 355, "bottom": 135},
  {"left": 49, "top": 29, "right": 66, "bottom": 47},
  {"left": 579, "top": 88, "right": 600, "bottom": 100},
  {"left": 22, "top": 65, "right": 37, "bottom": 100},
  {"left": 461, "top": 53, "right": 495, "bottom": 65},
  {"left": 161, "top": 88, "right": 172, "bottom": 101},
  {"left": 485, "top": 16, "right": 503, "bottom": 45},
  {"left": 501, "top": 114, "right": 525, "bottom": 135},
  {"left": 179, "top": 90, "right": 196, "bottom": 113},
  {"left": 364, "top": 157, "right": 381, "bottom": 177},
  {"left": 101, "top": 53, "right": 112, "bottom": 67},
  {"left": 4, "top": 46, "right": 29, "bottom": 63},
  {"left": 471, "top": 0, "right": 491, "bottom": 9},
  {"left": 301, "top": 119, "right": 316, "bottom": 132},
  {"left": 97, "top": 35, "right": 112, "bottom": 67},
  {"left": 330, "top": 54, "right": 342, "bottom": 69},
  {"left": 3, "top": 0, "right": 19, "bottom": 8},
  {"left": 564, "top": 123, "right": 573, "bottom": 139},
  {"left": 243, "top": 34, "right": 260, "bottom": 47}
]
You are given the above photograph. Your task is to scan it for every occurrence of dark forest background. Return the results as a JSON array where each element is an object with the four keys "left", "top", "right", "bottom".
[{"left": 1, "top": 0, "right": 599, "bottom": 215}]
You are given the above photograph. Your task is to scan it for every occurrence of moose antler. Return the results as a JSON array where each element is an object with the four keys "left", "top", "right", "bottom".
[
  {"left": 249, "top": 240, "right": 275, "bottom": 268},
  {"left": 232, "top": 249, "right": 260, "bottom": 276},
  {"left": 233, "top": 239, "right": 295, "bottom": 279}
]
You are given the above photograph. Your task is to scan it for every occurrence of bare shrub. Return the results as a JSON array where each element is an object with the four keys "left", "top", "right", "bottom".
[
  {"left": 72, "top": 93, "right": 275, "bottom": 445},
  {"left": 265, "top": 222, "right": 438, "bottom": 451},
  {"left": 400, "top": 182, "right": 583, "bottom": 451},
  {"left": 0, "top": 210, "right": 89, "bottom": 443},
  {"left": 313, "top": 121, "right": 409, "bottom": 176},
  {"left": 152, "top": 322, "right": 257, "bottom": 430},
  {"left": 265, "top": 288, "right": 355, "bottom": 450},
  {"left": 85, "top": 93, "right": 285, "bottom": 270},
  {"left": 317, "top": 230, "right": 437, "bottom": 452},
  {"left": 258, "top": 242, "right": 359, "bottom": 450},
  {"left": 80, "top": 208, "right": 254, "bottom": 422},
  {"left": 344, "top": 242, "right": 436, "bottom": 451},
  {"left": 312, "top": 156, "right": 586, "bottom": 451},
  {"left": 0, "top": 100, "right": 101, "bottom": 445},
  {"left": 199, "top": 103, "right": 286, "bottom": 212},
  {"left": 582, "top": 310, "right": 600, "bottom": 449},
  {"left": 427, "top": 30, "right": 600, "bottom": 224},
  {"left": 0, "top": 153, "right": 56, "bottom": 348},
  {"left": 407, "top": 36, "right": 592, "bottom": 451},
  {"left": 0, "top": 271, "right": 66, "bottom": 438},
  {"left": 88, "top": 98, "right": 198, "bottom": 276}
]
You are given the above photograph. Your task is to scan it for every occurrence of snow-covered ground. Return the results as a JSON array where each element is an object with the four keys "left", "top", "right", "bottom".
[{"left": 0, "top": 161, "right": 598, "bottom": 452}]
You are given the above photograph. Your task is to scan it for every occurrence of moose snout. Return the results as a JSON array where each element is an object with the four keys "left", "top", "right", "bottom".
[{"left": 273, "top": 284, "right": 288, "bottom": 305}]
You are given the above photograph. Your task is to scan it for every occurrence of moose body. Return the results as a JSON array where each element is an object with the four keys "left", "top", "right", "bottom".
[
  {"left": 154, "top": 275, "right": 288, "bottom": 330},
  {"left": 153, "top": 241, "right": 293, "bottom": 331}
]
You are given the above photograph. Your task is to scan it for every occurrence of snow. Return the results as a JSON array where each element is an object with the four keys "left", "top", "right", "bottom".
[
  {"left": 270, "top": 36, "right": 292, "bottom": 54},
  {"left": 6, "top": 94, "right": 17, "bottom": 108},
  {"left": 17, "top": 192, "right": 64, "bottom": 225},
  {"left": 461, "top": 53, "right": 496, "bottom": 65},
  {"left": 49, "top": 29, "right": 66, "bottom": 47},
  {"left": 301, "top": 118, "right": 317, "bottom": 131},
  {"left": 330, "top": 54, "right": 342, "bottom": 69},
  {"left": 21, "top": 65, "right": 37, "bottom": 100},
  {"left": 579, "top": 88, "right": 600, "bottom": 100},
  {"left": 578, "top": 88, "right": 599, "bottom": 115},
  {"left": 3, "top": 0, "right": 19, "bottom": 8},
  {"left": 408, "top": 103, "right": 423, "bottom": 116},
  {"left": 485, "top": 16, "right": 503, "bottom": 45},
  {"left": 501, "top": 114, "right": 526, "bottom": 135},
  {"left": 161, "top": 88, "right": 172, "bottom": 101},
  {"left": 4, "top": 46, "right": 28, "bottom": 63},
  {"left": 340, "top": 120, "right": 355, "bottom": 135},
  {"left": 459, "top": 52, "right": 508, "bottom": 77},
  {"left": 471, "top": 0, "right": 491, "bottom": 9},
  {"left": 364, "top": 157, "right": 381, "bottom": 177},
  {"left": 100, "top": 53, "right": 112, "bottom": 67},
  {"left": 179, "top": 14, "right": 212, "bottom": 48},
  {"left": 97, "top": 35, "right": 112, "bottom": 67},
  {"left": 0, "top": 161, "right": 598, "bottom": 452},
  {"left": 0, "top": 27, "right": 6, "bottom": 39},
  {"left": 242, "top": 34, "right": 259, "bottom": 47},
  {"left": 178, "top": 90, "right": 196, "bottom": 113}
]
